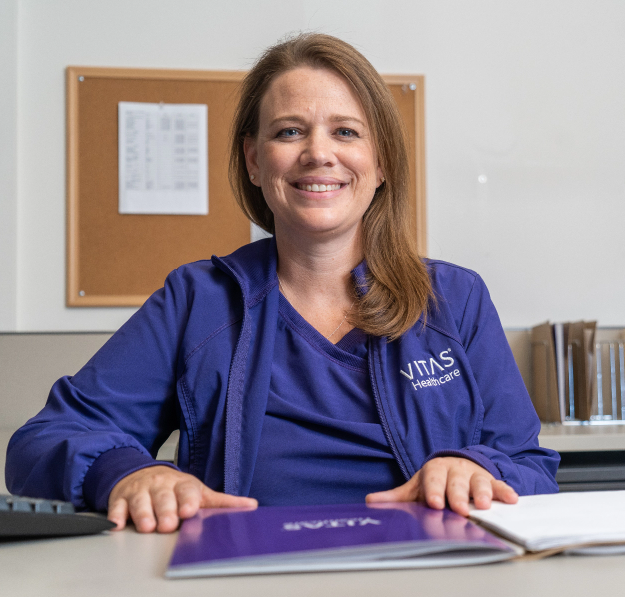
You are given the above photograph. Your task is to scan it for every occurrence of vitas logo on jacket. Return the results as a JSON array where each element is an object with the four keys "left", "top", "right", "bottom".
[{"left": 400, "top": 349, "right": 461, "bottom": 391}]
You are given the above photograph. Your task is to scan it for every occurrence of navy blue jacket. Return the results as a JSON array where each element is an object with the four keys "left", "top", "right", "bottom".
[{"left": 6, "top": 239, "right": 559, "bottom": 510}]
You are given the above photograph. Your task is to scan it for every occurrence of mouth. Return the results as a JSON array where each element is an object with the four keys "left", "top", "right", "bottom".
[{"left": 295, "top": 183, "right": 343, "bottom": 193}]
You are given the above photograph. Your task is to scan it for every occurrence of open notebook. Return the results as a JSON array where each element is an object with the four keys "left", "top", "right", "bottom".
[
  {"left": 469, "top": 490, "right": 625, "bottom": 555},
  {"left": 166, "top": 502, "right": 520, "bottom": 578}
]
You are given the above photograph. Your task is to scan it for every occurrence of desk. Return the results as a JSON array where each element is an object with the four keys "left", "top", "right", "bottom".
[
  {"left": 1, "top": 529, "right": 625, "bottom": 597},
  {"left": 539, "top": 424, "right": 625, "bottom": 452}
]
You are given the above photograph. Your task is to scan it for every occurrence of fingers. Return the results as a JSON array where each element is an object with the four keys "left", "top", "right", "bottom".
[
  {"left": 442, "top": 464, "right": 493, "bottom": 516},
  {"left": 425, "top": 459, "right": 494, "bottom": 516},
  {"left": 440, "top": 470, "right": 471, "bottom": 516},
  {"left": 107, "top": 497, "right": 129, "bottom": 531},
  {"left": 128, "top": 489, "right": 159, "bottom": 533},
  {"left": 130, "top": 480, "right": 255, "bottom": 533},
  {"left": 151, "top": 484, "right": 181, "bottom": 533},
  {"left": 420, "top": 458, "right": 520, "bottom": 516},
  {"left": 175, "top": 479, "right": 204, "bottom": 519},
  {"left": 367, "top": 457, "right": 519, "bottom": 518},
  {"left": 365, "top": 475, "right": 419, "bottom": 504},
  {"left": 199, "top": 485, "right": 258, "bottom": 510},
  {"left": 467, "top": 471, "right": 493, "bottom": 511},
  {"left": 418, "top": 461, "right": 448, "bottom": 510},
  {"left": 107, "top": 466, "right": 257, "bottom": 534},
  {"left": 491, "top": 479, "right": 519, "bottom": 505}
]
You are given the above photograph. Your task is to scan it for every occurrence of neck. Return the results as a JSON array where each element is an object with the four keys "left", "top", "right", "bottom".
[
  {"left": 273, "top": 224, "right": 363, "bottom": 342},
  {"left": 274, "top": 223, "right": 363, "bottom": 296}
]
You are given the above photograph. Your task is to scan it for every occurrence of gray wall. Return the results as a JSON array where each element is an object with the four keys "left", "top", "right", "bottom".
[{"left": 2, "top": 0, "right": 625, "bottom": 332}]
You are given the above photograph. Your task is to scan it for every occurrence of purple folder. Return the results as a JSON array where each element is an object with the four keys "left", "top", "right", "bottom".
[{"left": 166, "top": 502, "right": 518, "bottom": 578}]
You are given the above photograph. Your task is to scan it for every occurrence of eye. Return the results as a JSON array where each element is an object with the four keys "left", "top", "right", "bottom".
[
  {"left": 277, "top": 128, "right": 300, "bottom": 138},
  {"left": 335, "top": 128, "right": 358, "bottom": 138}
]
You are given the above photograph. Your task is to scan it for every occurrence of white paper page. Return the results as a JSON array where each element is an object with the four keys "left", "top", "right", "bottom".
[
  {"left": 118, "top": 102, "right": 208, "bottom": 215},
  {"left": 469, "top": 491, "right": 625, "bottom": 551}
]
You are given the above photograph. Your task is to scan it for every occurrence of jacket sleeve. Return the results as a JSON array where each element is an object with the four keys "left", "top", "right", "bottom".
[
  {"left": 4, "top": 267, "right": 191, "bottom": 511},
  {"left": 426, "top": 274, "right": 560, "bottom": 495}
]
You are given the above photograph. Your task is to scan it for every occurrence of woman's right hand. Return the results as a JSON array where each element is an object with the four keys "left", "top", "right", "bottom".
[{"left": 107, "top": 466, "right": 258, "bottom": 533}]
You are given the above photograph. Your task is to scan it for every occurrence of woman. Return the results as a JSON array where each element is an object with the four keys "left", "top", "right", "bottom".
[{"left": 6, "top": 33, "right": 559, "bottom": 533}]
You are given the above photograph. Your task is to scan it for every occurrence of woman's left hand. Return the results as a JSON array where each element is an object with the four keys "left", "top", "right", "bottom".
[{"left": 365, "top": 456, "right": 518, "bottom": 517}]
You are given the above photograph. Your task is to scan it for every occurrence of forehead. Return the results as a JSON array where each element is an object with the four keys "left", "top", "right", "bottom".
[{"left": 258, "top": 66, "right": 367, "bottom": 122}]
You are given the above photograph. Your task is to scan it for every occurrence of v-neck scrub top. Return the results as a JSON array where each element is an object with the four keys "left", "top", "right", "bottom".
[{"left": 248, "top": 294, "right": 405, "bottom": 505}]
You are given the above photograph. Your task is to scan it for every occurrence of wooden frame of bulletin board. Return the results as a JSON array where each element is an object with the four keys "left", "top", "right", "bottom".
[{"left": 66, "top": 67, "right": 426, "bottom": 307}]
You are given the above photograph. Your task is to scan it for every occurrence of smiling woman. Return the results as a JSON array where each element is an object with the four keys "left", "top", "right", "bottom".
[
  {"left": 230, "top": 34, "right": 430, "bottom": 341},
  {"left": 6, "top": 33, "right": 559, "bottom": 534},
  {"left": 241, "top": 66, "right": 385, "bottom": 341}
]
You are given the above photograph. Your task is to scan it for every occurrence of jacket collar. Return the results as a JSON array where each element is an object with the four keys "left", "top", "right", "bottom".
[
  {"left": 211, "top": 237, "right": 278, "bottom": 307},
  {"left": 213, "top": 236, "right": 370, "bottom": 304}
]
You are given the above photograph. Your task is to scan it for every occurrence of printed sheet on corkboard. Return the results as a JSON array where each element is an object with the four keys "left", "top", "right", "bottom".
[{"left": 66, "top": 67, "right": 426, "bottom": 307}]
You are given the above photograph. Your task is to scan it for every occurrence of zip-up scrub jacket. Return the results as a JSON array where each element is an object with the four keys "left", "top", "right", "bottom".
[{"left": 6, "top": 238, "right": 560, "bottom": 510}]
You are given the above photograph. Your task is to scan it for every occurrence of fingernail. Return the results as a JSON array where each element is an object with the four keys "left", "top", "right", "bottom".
[
  {"left": 371, "top": 491, "right": 390, "bottom": 499},
  {"left": 137, "top": 517, "right": 153, "bottom": 531}
]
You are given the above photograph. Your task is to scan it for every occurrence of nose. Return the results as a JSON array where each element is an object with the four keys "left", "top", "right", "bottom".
[{"left": 299, "top": 129, "right": 337, "bottom": 168}]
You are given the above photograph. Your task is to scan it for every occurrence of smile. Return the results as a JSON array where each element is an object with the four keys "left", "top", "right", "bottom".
[{"left": 296, "top": 183, "right": 342, "bottom": 192}]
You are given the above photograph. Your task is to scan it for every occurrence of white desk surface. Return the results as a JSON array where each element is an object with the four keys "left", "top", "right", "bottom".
[{"left": 1, "top": 528, "right": 625, "bottom": 597}]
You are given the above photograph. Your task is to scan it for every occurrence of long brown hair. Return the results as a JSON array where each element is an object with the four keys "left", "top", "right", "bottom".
[{"left": 229, "top": 33, "right": 433, "bottom": 340}]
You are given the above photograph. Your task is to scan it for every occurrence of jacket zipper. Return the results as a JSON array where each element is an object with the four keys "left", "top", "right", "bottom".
[
  {"left": 368, "top": 338, "right": 411, "bottom": 481},
  {"left": 213, "top": 256, "right": 249, "bottom": 496}
]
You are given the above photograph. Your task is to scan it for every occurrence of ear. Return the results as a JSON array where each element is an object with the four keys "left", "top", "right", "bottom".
[
  {"left": 243, "top": 136, "right": 261, "bottom": 186},
  {"left": 376, "top": 165, "right": 385, "bottom": 188}
]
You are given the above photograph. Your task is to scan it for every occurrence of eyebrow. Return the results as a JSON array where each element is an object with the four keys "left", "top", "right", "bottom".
[
  {"left": 269, "top": 115, "right": 367, "bottom": 127},
  {"left": 330, "top": 115, "right": 367, "bottom": 126}
]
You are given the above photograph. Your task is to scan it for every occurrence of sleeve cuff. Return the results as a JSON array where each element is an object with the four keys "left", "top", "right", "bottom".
[
  {"left": 83, "top": 446, "right": 180, "bottom": 512},
  {"left": 423, "top": 448, "right": 503, "bottom": 480}
]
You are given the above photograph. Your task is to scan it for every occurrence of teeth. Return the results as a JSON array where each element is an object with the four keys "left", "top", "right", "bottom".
[{"left": 298, "top": 183, "right": 341, "bottom": 192}]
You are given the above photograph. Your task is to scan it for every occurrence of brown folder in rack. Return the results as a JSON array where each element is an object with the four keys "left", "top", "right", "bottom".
[
  {"left": 530, "top": 322, "right": 561, "bottom": 423},
  {"left": 568, "top": 321, "right": 594, "bottom": 421}
]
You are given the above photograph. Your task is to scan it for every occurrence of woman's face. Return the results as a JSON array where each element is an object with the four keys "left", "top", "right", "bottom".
[{"left": 244, "top": 67, "right": 383, "bottom": 242}]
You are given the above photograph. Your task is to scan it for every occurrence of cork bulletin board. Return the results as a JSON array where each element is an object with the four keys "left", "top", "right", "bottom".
[{"left": 66, "top": 67, "right": 426, "bottom": 307}]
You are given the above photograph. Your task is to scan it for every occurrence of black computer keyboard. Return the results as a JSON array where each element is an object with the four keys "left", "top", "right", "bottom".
[{"left": 0, "top": 494, "right": 116, "bottom": 539}]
